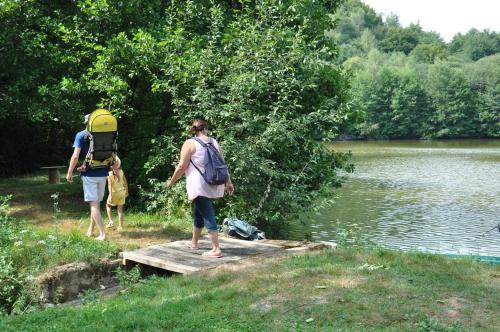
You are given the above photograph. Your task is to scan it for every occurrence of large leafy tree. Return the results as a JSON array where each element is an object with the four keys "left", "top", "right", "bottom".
[{"left": 0, "top": 0, "right": 353, "bottom": 230}]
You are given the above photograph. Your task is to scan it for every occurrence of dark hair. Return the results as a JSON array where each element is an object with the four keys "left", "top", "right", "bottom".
[{"left": 190, "top": 119, "right": 207, "bottom": 135}]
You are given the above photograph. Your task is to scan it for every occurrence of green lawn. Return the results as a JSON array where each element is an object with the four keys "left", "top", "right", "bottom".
[
  {"left": 0, "top": 172, "right": 192, "bottom": 250},
  {"left": 2, "top": 248, "right": 499, "bottom": 331}
]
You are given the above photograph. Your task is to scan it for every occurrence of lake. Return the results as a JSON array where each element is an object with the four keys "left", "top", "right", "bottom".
[{"left": 309, "top": 139, "right": 500, "bottom": 257}]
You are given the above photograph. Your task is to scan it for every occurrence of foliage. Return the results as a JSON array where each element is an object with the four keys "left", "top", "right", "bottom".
[
  {"left": 1, "top": 0, "right": 353, "bottom": 228},
  {"left": 449, "top": 29, "right": 500, "bottom": 61},
  {"left": 78, "top": 288, "right": 101, "bottom": 305},
  {"left": 333, "top": 0, "right": 499, "bottom": 139},
  {"left": 115, "top": 266, "right": 142, "bottom": 289}
]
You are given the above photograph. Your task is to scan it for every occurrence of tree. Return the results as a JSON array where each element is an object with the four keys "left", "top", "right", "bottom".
[
  {"left": 0, "top": 0, "right": 353, "bottom": 231},
  {"left": 425, "top": 61, "right": 480, "bottom": 137},
  {"left": 449, "top": 29, "right": 500, "bottom": 61}
]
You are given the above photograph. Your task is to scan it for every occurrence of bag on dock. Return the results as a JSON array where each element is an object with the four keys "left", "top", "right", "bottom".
[{"left": 220, "top": 218, "right": 265, "bottom": 241}]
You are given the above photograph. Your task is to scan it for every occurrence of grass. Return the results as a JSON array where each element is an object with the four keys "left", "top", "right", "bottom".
[
  {"left": 0, "top": 172, "right": 192, "bottom": 251},
  {"left": 1, "top": 248, "right": 499, "bottom": 331},
  {"left": 0, "top": 172, "right": 194, "bottom": 314},
  {"left": 2, "top": 173, "right": 500, "bottom": 330}
]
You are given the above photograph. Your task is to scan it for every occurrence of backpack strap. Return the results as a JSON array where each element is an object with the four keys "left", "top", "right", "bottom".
[
  {"left": 191, "top": 137, "right": 206, "bottom": 147},
  {"left": 189, "top": 137, "right": 218, "bottom": 183},
  {"left": 190, "top": 137, "right": 207, "bottom": 180}
]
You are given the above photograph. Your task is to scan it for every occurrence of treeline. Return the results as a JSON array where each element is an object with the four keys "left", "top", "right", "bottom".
[
  {"left": 332, "top": 0, "right": 499, "bottom": 139},
  {"left": 0, "top": 1, "right": 352, "bottom": 228}
]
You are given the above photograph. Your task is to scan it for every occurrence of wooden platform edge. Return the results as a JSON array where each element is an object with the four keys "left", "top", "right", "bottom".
[{"left": 122, "top": 252, "right": 200, "bottom": 274}]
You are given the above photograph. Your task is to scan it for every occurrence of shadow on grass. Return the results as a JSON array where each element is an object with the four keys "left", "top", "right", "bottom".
[{"left": 121, "top": 226, "right": 191, "bottom": 240}]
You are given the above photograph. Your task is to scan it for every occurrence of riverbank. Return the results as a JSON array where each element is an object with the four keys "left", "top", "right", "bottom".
[{"left": 2, "top": 247, "right": 499, "bottom": 331}]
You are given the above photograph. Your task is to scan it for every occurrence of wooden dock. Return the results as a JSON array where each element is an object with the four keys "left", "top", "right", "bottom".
[{"left": 121, "top": 237, "right": 286, "bottom": 274}]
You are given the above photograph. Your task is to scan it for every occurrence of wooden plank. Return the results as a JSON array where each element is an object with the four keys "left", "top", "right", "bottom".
[
  {"left": 217, "top": 237, "right": 284, "bottom": 248},
  {"left": 145, "top": 246, "right": 252, "bottom": 263},
  {"left": 122, "top": 252, "right": 201, "bottom": 274},
  {"left": 121, "top": 237, "right": 286, "bottom": 274},
  {"left": 160, "top": 239, "right": 271, "bottom": 252}
]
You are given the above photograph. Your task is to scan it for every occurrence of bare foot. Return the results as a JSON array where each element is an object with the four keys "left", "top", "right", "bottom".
[
  {"left": 86, "top": 229, "right": 93, "bottom": 237},
  {"left": 106, "top": 221, "right": 114, "bottom": 228},
  {"left": 117, "top": 226, "right": 123, "bottom": 232},
  {"left": 202, "top": 251, "right": 222, "bottom": 258},
  {"left": 96, "top": 234, "right": 106, "bottom": 241},
  {"left": 186, "top": 242, "right": 199, "bottom": 250}
]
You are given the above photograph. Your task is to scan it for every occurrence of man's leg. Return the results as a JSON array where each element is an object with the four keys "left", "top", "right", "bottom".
[
  {"left": 90, "top": 201, "right": 106, "bottom": 240},
  {"left": 86, "top": 215, "right": 95, "bottom": 237}
]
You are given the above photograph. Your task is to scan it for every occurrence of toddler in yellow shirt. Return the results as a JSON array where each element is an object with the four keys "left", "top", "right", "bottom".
[{"left": 106, "top": 157, "right": 128, "bottom": 231}]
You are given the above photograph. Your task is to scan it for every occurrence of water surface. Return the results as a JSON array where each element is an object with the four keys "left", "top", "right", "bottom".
[{"left": 310, "top": 139, "right": 500, "bottom": 256}]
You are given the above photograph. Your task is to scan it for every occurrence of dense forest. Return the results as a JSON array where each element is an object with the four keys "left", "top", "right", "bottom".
[
  {"left": 0, "top": 0, "right": 352, "bottom": 227},
  {"left": 333, "top": 0, "right": 499, "bottom": 139}
]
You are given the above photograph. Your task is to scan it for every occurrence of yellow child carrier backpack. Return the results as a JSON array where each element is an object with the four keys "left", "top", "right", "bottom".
[{"left": 84, "top": 109, "right": 118, "bottom": 169}]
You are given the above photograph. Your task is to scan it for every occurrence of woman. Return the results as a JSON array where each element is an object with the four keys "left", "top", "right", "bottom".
[{"left": 166, "top": 119, "right": 234, "bottom": 258}]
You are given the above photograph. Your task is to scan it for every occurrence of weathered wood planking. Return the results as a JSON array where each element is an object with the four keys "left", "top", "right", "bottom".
[{"left": 121, "top": 237, "right": 284, "bottom": 274}]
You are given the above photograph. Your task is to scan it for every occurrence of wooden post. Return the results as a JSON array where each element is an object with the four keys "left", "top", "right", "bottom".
[
  {"left": 40, "top": 166, "right": 66, "bottom": 184},
  {"left": 48, "top": 168, "right": 61, "bottom": 184}
]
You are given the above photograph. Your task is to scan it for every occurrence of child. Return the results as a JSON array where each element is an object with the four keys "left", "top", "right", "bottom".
[{"left": 106, "top": 156, "right": 128, "bottom": 231}]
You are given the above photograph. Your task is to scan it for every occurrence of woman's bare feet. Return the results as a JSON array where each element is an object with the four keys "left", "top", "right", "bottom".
[
  {"left": 202, "top": 250, "right": 222, "bottom": 258},
  {"left": 96, "top": 234, "right": 106, "bottom": 241},
  {"left": 186, "top": 242, "right": 199, "bottom": 250},
  {"left": 106, "top": 221, "right": 114, "bottom": 228}
]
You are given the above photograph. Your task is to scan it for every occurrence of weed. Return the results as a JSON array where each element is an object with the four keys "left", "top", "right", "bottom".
[
  {"left": 50, "top": 192, "right": 61, "bottom": 221},
  {"left": 79, "top": 288, "right": 101, "bottom": 305},
  {"left": 116, "top": 266, "right": 142, "bottom": 289},
  {"left": 417, "top": 316, "right": 463, "bottom": 332}
]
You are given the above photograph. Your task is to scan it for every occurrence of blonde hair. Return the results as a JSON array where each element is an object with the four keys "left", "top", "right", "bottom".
[{"left": 114, "top": 156, "right": 121, "bottom": 168}]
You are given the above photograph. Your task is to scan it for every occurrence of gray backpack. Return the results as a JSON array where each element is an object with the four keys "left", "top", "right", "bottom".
[
  {"left": 191, "top": 137, "right": 229, "bottom": 185},
  {"left": 220, "top": 218, "right": 265, "bottom": 241}
]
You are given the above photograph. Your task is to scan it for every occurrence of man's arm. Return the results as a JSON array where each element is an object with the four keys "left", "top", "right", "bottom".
[{"left": 66, "top": 147, "right": 81, "bottom": 183}]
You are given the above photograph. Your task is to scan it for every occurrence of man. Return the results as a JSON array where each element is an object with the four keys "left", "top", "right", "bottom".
[{"left": 66, "top": 114, "right": 111, "bottom": 240}]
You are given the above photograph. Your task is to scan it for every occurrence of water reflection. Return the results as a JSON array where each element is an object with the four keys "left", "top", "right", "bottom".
[{"left": 310, "top": 140, "right": 500, "bottom": 256}]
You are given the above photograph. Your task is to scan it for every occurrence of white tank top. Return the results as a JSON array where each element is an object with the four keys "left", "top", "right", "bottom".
[{"left": 185, "top": 137, "right": 225, "bottom": 201}]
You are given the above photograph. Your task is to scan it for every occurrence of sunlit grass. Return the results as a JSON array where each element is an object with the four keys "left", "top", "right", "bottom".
[
  {"left": 1, "top": 248, "right": 499, "bottom": 331},
  {"left": 0, "top": 173, "right": 193, "bottom": 251}
]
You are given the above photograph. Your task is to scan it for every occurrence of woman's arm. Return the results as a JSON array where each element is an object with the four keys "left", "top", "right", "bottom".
[
  {"left": 216, "top": 141, "right": 234, "bottom": 196},
  {"left": 166, "top": 140, "right": 195, "bottom": 189}
]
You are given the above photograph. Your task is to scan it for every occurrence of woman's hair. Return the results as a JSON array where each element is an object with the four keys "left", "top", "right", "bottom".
[{"left": 190, "top": 119, "right": 208, "bottom": 135}]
